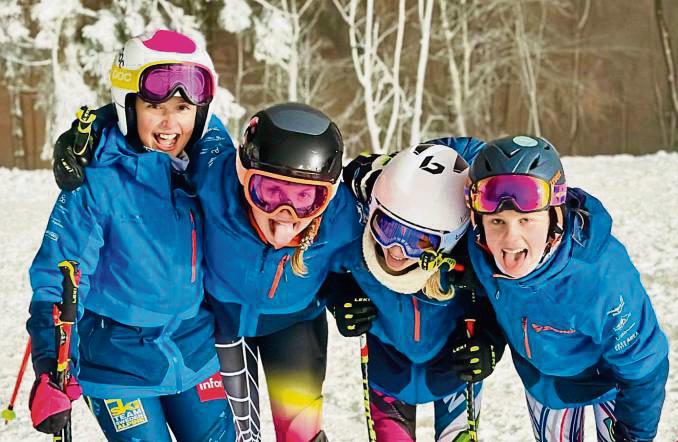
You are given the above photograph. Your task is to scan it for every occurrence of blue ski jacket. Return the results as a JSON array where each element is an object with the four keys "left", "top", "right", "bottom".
[
  {"left": 338, "top": 244, "right": 478, "bottom": 404},
  {"left": 190, "top": 118, "right": 364, "bottom": 339},
  {"left": 468, "top": 187, "right": 669, "bottom": 440},
  {"left": 333, "top": 136, "right": 488, "bottom": 404},
  {"left": 27, "top": 124, "right": 219, "bottom": 399}
]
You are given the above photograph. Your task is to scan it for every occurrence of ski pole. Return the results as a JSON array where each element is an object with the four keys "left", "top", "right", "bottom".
[
  {"left": 2, "top": 338, "right": 32, "bottom": 424},
  {"left": 464, "top": 318, "right": 479, "bottom": 441},
  {"left": 53, "top": 260, "right": 80, "bottom": 442},
  {"left": 359, "top": 334, "right": 376, "bottom": 442}
]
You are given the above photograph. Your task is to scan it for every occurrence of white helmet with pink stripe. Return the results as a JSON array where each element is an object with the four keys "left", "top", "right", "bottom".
[{"left": 110, "top": 29, "right": 217, "bottom": 146}]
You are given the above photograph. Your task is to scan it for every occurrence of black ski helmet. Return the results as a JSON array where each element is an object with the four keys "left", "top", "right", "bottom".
[
  {"left": 239, "top": 103, "right": 343, "bottom": 183},
  {"left": 469, "top": 135, "right": 565, "bottom": 190}
]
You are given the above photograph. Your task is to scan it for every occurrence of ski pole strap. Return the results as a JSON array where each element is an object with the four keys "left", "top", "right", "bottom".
[{"left": 73, "top": 106, "right": 96, "bottom": 163}]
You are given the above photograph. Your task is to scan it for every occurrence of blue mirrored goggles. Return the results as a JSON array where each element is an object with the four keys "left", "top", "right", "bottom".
[{"left": 369, "top": 208, "right": 443, "bottom": 259}]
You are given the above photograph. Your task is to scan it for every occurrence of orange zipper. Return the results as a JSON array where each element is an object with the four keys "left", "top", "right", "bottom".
[
  {"left": 189, "top": 210, "right": 196, "bottom": 283},
  {"left": 522, "top": 317, "right": 532, "bottom": 359},
  {"left": 268, "top": 255, "right": 290, "bottom": 299},
  {"left": 412, "top": 297, "right": 421, "bottom": 342}
]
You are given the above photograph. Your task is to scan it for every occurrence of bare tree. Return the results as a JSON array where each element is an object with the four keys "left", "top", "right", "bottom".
[
  {"left": 333, "top": 0, "right": 408, "bottom": 154},
  {"left": 513, "top": 0, "right": 543, "bottom": 136},
  {"left": 567, "top": 0, "right": 590, "bottom": 153},
  {"left": 407, "top": 0, "right": 434, "bottom": 145},
  {"left": 655, "top": 0, "right": 678, "bottom": 147},
  {"left": 434, "top": 0, "right": 518, "bottom": 137}
]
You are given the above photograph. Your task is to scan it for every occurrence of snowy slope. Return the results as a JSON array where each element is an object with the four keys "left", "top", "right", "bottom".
[{"left": 0, "top": 152, "right": 676, "bottom": 441}]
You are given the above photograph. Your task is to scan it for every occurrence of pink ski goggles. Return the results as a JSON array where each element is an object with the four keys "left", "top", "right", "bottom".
[
  {"left": 370, "top": 208, "right": 442, "bottom": 259},
  {"left": 110, "top": 62, "right": 214, "bottom": 106},
  {"left": 466, "top": 174, "right": 566, "bottom": 214},
  {"left": 243, "top": 170, "right": 334, "bottom": 221}
]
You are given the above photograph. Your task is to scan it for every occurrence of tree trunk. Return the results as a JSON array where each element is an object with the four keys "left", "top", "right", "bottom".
[
  {"left": 568, "top": 0, "right": 590, "bottom": 154},
  {"left": 9, "top": 85, "right": 26, "bottom": 169},
  {"left": 654, "top": 0, "right": 678, "bottom": 146}
]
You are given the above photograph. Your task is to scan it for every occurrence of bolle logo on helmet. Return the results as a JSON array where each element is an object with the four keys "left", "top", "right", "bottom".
[
  {"left": 117, "top": 48, "right": 125, "bottom": 67},
  {"left": 419, "top": 155, "right": 445, "bottom": 175}
]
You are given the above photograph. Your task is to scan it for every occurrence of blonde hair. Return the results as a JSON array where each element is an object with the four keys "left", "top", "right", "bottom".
[
  {"left": 290, "top": 218, "right": 320, "bottom": 277},
  {"left": 422, "top": 269, "right": 454, "bottom": 301}
]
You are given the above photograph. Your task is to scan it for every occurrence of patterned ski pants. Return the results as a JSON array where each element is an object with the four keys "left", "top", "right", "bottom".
[{"left": 525, "top": 390, "right": 616, "bottom": 442}]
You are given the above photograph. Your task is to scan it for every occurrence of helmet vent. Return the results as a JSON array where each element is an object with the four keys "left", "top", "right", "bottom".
[
  {"left": 413, "top": 144, "right": 432, "bottom": 155},
  {"left": 453, "top": 155, "right": 469, "bottom": 173},
  {"left": 529, "top": 157, "right": 540, "bottom": 170}
]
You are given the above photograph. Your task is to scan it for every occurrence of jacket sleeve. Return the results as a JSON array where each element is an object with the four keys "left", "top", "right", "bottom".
[
  {"left": 186, "top": 114, "right": 236, "bottom": 190},
  {"left": 342, "top": 153, "right": 393, "bottom": 204},
  {"left": 424, "top": 136, "right": 486, "bottom": 165},
  {"left": 325, "top": 183, "right": 365, "bottom": 253},
  {"left": 597, "top": 241, "right": 669, "bottom": 440},
  {"left": 26, "top": 187, "right": 104, "bottom": 377}
]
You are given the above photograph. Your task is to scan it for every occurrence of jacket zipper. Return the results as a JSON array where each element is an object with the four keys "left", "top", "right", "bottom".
[
  {"left": 189, "top": 210, "right": 197, "bottom": 283},
  {"left": 268, "top": 255, "right": 290, "bottom": 299},
  {"left": 522, "top": 316, "right": 532, "bottom": 359},
  {"left": 412, "top": 297, "right": 421, "bottom": 342}
]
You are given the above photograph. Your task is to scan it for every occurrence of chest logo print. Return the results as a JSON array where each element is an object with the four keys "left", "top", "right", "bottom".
[{"left": 531, "top": 324, "right": 576, "bottom": 334}]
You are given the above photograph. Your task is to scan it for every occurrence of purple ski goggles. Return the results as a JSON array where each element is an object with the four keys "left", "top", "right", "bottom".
[{"left": 111, "top": 62, "right": 215, "bottom": 106}]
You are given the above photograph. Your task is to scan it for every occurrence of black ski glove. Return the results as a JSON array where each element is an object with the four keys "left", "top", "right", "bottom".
[
  {"left": 450, "top": 319, "right": 505, "bottom": 382},
  {"left": 330, "top": 294, "right": 377, "bottom": 337},
  {"left": 321, "top": 273, "right": 377, "bottom": 337},
  {"left": 53, "top": 105, "right": 101, "bottom": 191}
]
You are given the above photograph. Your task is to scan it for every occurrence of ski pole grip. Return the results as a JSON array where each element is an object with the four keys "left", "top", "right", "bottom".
[{"left": 58, "top": 260, "right": 80, "bottom": 323}]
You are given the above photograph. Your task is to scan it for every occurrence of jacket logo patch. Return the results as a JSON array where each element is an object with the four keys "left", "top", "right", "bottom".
[
  {"left": 615, "top": 323, "right": 637, "bottom": 340},
  {"left": 606, "top": 296, "right": 625, "bottom": 316},
  {"left": 105, "top": 399, "right": 148, "bottom": 432},
  {"left": 196, "top": 373, "right": 227, "bottom": 403},
  {"left": 531, "top": 324, "right": 576, "bottom": 334},
  {"left": 613, "top": 313, "right": 631, "bottom": 332},
  {"left": 614, "top": 331, "right": 639, "bottom": 352}
]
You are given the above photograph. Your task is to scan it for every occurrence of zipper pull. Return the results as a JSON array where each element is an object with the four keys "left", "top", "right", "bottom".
[
  {"left": 522, "top": 317, "right": 532, "bottom": 359},
  {"left": 268, "top": 255, "right": 290, "bottom": 299}
]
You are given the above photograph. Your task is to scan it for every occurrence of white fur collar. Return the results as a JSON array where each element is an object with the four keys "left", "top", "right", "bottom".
[{"left": 362, "top": 228, "right": 433, "bottom": 294}]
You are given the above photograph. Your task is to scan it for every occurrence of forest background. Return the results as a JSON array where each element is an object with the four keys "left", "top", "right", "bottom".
[{"left": 1, "top": 0, "right": 678, "bottom": 169}]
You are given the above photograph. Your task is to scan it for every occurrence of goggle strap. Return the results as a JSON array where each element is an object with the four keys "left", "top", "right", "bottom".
[{"left": 551, "top": 183, "right": 567, "bottom": 206}]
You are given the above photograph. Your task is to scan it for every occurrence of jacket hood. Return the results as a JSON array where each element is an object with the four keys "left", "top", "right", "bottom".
[{"left": 565, "top": 187, "right": 613, "bottom": 263}]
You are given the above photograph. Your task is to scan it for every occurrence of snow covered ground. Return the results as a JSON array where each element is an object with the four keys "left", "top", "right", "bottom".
[{"left": 0, "top": 152, "right": 676, "bottom": 441}]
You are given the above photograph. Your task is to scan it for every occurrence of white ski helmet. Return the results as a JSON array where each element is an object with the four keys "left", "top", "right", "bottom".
[
  {"left": 110, "top": 29, "right": 217, "bottom": 147},
  {"left": 369, "top": 143, "right": 471, "bottom": 254}
]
